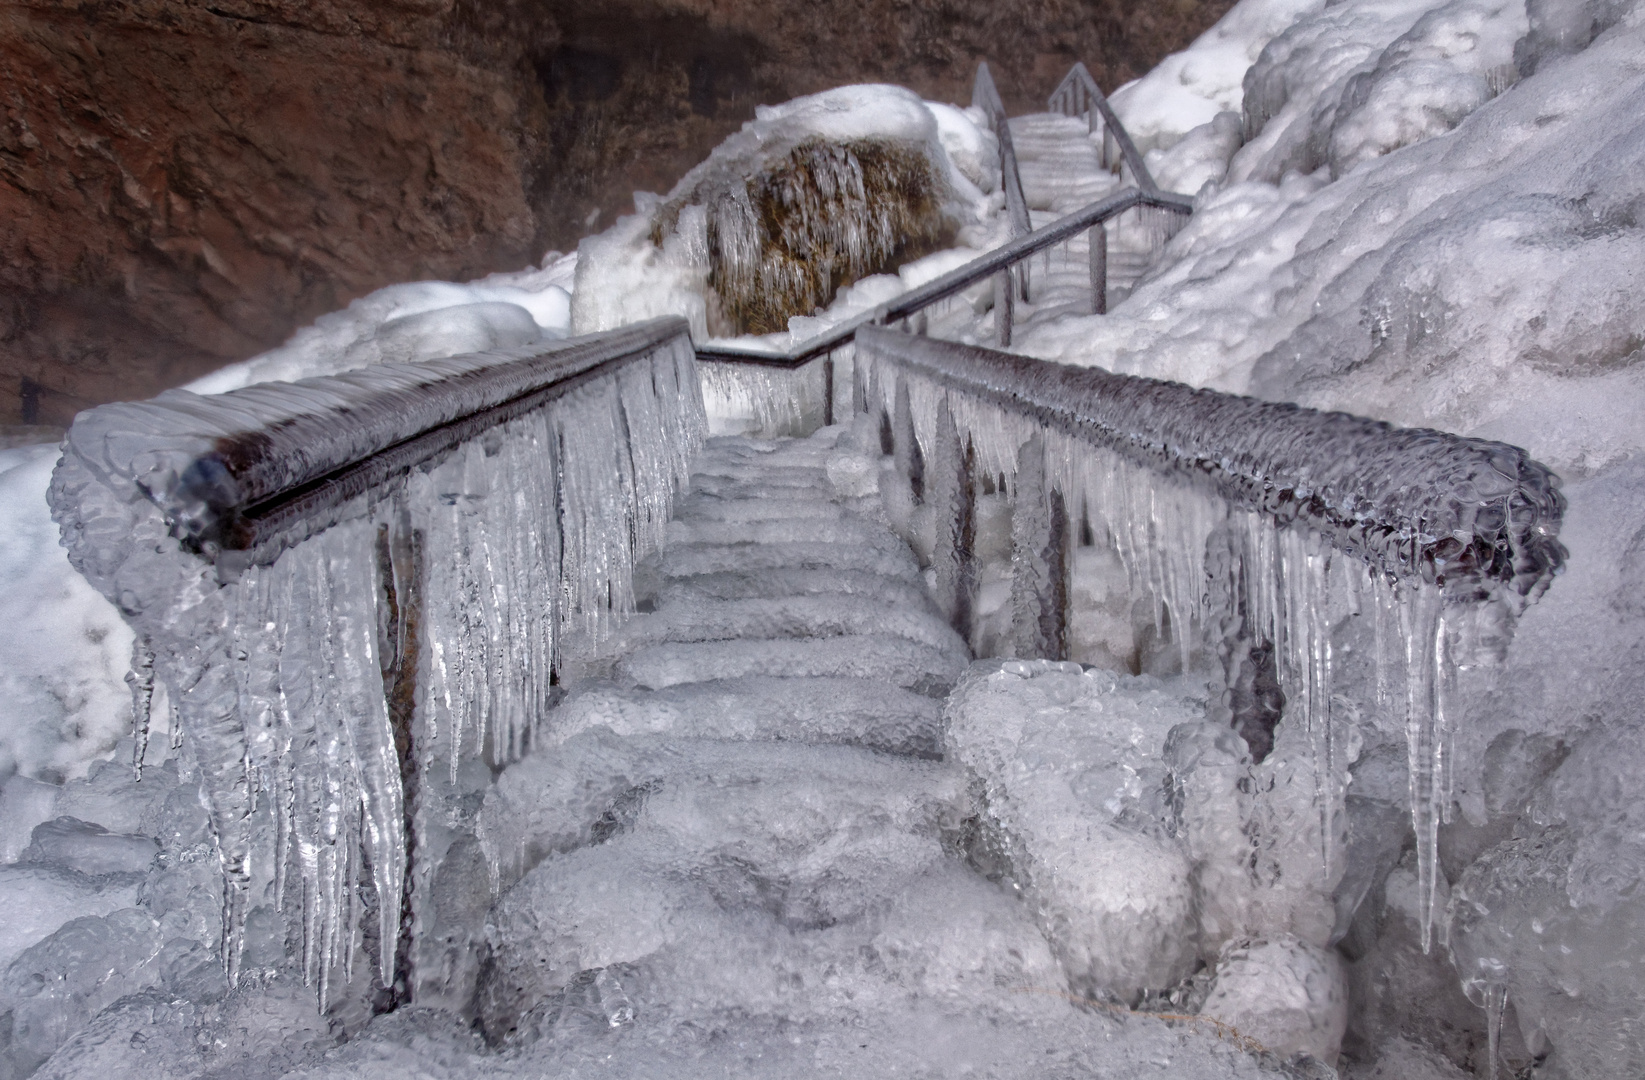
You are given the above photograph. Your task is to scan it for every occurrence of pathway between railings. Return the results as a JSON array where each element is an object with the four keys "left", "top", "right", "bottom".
[{"left": 467, "top": 428, "right": 1290, "bottom": 1077}]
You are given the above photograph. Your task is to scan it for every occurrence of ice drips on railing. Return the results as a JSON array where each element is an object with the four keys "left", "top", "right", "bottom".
[
  {"left": 48, "top": 323, "right": 704, "bottom": 1006},
  {"left": 853, "top": 325, "right": 1564, "bottom": 949},
  {"left": 697, "top": 356, "right": 834, "bottom": 437}
]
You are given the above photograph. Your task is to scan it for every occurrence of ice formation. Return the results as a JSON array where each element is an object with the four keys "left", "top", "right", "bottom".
[
  {"left": 45, "top": 322, "right": 703, "bottom": 1006},
  {"left": 572, "top": 85, "right": 997, "bottom": 341},
  {"left": 853, "top": 324, "right": 1564, "bottom": 958}
]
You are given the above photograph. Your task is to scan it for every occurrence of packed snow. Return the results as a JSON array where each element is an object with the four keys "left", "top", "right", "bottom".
[{"left": 5, "top": 0, "right": 1645, "bottom": 1075}]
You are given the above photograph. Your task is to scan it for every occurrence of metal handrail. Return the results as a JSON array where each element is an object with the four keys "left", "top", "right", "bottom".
[
  {"left": 696, "top": 62, "right": 1188, "bottom": 371},
  {"left": 854, "top": 325, "right": 1566, "bottom": 600},
  {"left": 971, "top": 62, "right": 1032, "bottom": 242},
  {"left": 66, "top": 318, "right": 693, "bottom": 565},
  {"left": 1049, "top": 61, "right": 1160, "bottom": 194}
]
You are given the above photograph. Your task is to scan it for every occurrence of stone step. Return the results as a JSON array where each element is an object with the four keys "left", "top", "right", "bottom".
[{"left": 620, "top": 634, "right": 965, "bottom": 695}]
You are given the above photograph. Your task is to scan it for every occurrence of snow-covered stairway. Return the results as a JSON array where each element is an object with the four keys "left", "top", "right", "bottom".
[
  {"left": 462, "top": 428, "right": 1286, "bottom": 1078},
  {"left": 1008, "top": 112, "right": 1161, "bottom": 318}
]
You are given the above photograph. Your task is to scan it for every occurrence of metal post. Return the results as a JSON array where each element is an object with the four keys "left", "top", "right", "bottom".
[
  {"left": 1090, "top": 222, "right": 1108, "bottom": 316},
  {"left": 932, "top": 398, "right": 977, "bottom": 644},
  {"left": 823, "top": 353, "right": 835, "bottom": 427},
  {"left": 995, "top": 270, "right": 1013, "bottom": 347}
]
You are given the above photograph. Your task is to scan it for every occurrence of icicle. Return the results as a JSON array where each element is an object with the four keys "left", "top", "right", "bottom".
[
  {"left": 1401, "top": 582, "right": 1446, "bottom": 952},
  {"left": 1484, "top": 982, "right": 1507, "bottom": 1080},
  {"left": 125, "top": 636, "right": 156, "bottom": 778}
]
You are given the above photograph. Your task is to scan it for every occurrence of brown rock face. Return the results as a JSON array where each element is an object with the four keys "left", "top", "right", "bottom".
[{"left": 2, "top": 0, "right": 1233, "bottom": 425}]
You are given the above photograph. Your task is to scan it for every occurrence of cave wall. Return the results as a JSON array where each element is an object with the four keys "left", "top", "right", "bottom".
[{"left": 1, "top": 0, "right": 1234, "bottom": 426}]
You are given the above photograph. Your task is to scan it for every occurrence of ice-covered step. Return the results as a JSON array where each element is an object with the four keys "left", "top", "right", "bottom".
[
  {"left": 540, "top": 678, "right": 946, "bottom": 758},
  {"left": 695, "top": 445, "right": 835, "bottom": 470},
  {"left": 619, "top": 634, "right": 966, "bottom": 695},
  {"left": 656, "top": 567, "right": 935, "bottom": 611},
  {"left": 663, "top": 515, "right": 905, "bottom": 552},
  {"left": 690, "top": 462, "right": 829, "bottom": 484},
  {"left": 672, "top": 496, "right": 846, "bottom": 524},
  {"left": 1009, "top": 112, "right": 1119, "bottom": 213},
  {"left": 684, "top": 474, "right": 834, "bottom": 500},
  {"left": 658, "top": 539, "right": 921, "bottom": 581},
  {"left": 613, "top": 594, "right": 967, "bottom": 653}
]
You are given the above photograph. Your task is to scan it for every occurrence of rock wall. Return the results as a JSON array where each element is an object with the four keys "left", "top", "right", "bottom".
[{"left": 1, "top": 0, "right": 1234, "bottom": 425}]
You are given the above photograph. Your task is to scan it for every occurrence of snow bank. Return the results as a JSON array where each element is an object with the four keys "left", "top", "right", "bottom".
[
  {"left": 0, "top": 448, "right": 132, "bottom": 784},
  {"left": 190, "top": 253, "right": 575, "bottom": 395},
  {"left": 1023, "top": 3, "right": 1645, "bottom": 479},
  {"left": 1111, "top": 0, "right": 1328, "bottom": 153}
]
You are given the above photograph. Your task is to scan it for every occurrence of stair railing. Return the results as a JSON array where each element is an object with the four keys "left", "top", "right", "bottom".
[
  {"left": 696, "top": 60, "right": 1190, "bottom": 428},
  {"left": 1049, "top": 60, "right": 1161, "bottom": 194},
  {"left": 848, "top": 324, "right": 1565, "bottom": 939},
  {"left": 696, "top": 183, "right": 1191, "bottom": 431},
  {"left": 971, "top": 61, "right": 1035, "bottom": 328},
  {"left": 48, "top": 317, "right": 704, "bottom": 1008}
]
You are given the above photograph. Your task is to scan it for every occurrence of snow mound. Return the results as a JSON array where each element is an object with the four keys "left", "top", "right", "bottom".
[
  {"left": 1112, "top": 0, "right": 1329, "bottom": 153},
  {"left": 1201, "top": 934, "right": 1348, "bottom": 1063},
  {"left": 187, "top": 254, "right": 575, "bottom": 395},
  {"left": 945, "top": 659, "right": 1204, "bottom": 1001}
]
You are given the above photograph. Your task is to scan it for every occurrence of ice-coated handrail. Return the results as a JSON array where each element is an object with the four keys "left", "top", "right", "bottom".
[
  {"left": 854, "top": 325, "right": 1565, "bottom": 598},
  {"left": 49, "top": 316, "right": 706, "bottom": 1005},
  {"left": 1049, "top": 61, "right": 1160, "bottom": 194},
  {"left": 63, "top": 318, "right": 692, "bottom": 566}
]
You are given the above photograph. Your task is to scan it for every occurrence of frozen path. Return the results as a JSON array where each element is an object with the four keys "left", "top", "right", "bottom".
[{"left": 434, "top": 429, "right": 1288, "bottom": 1079}]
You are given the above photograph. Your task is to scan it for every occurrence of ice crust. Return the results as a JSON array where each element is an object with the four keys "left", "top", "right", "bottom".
[{"left": 44, "top": 327, "right": 705, "bottom": 1009}]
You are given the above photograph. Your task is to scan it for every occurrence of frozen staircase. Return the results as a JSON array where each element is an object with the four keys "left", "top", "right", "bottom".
[
  {"left": 480, "top": 431, "right": 990, "bottom": 1055},
  {"left": 1008, "top": 112, "right": 1161, "bottom": 320},
  {"left": 462, "top": 428, "right": 1301, "bottom": 1076}
]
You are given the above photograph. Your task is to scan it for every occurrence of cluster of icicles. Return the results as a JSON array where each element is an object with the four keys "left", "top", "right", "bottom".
[
  {"left": 835, "top": 346, "right": 1511, "bottom": 954},
  {"left": 128, "top": 341, "right": 704, "bottom": 1007}
]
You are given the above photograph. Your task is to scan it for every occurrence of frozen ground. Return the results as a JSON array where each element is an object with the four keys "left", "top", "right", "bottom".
[{"left": 4, "top": 0, "right": 1644, "bottom": 1075}]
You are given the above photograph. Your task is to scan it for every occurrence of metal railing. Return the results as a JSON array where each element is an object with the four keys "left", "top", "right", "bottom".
[
  {"left": 696, "top": 61, "right": 1191, "bottom": 396},
  {"left": 1049, "top": 61, "right": 1160, "bottom": 194},
  {"left": 695, "top": 183, "right": 1191, "bottom": 426},
  {"left": 50, "top": 317, "right": 704, "bottom": 1005},
  {"left": 123, "top": 319, "right": 695, "bottom": 572}
]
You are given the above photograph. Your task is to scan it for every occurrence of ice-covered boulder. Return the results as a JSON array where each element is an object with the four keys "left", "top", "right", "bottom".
[
  {"left": 945, "top": 659, "right": 1205, "bottom": 1001},
  {"left": 0, "top": 908, "right": 165, "bottom": 1074},
  {"left": 0, "top": 866, "right": 142, "bottom": 973},
  {"left": 1449, "top": 718, "right": 1645, "bottom": 1077},
  {"left": 1200, "top": 934, "right": 1348, "bottom": 1064},
  {"left": 572, "top": 85, "right": 992, "bottom": 340}
]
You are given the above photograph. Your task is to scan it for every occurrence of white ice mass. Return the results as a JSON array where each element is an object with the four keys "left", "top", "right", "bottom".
[{"left": 3, "top": 0, "right": 1645, "bottom": 1075}]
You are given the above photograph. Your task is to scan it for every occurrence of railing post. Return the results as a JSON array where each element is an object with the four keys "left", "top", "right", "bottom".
[
  {"left": 932, "top": 398, "right": 977, "bottom": 643},
  {"left": 823, "top": 351, "right": 835, "bottom": 427},
  {"left": 1009, "top": 437, "right": 1069, "bottom": 659},
  {"left": 375, "top": 505, "right": 424, "bottom": 1005},
  {"left": 995, "top": 270, "right": 1013, "bottom": 347},
  {"left": 1090, "top": 222, "right": 1108, "bottom": 316}
]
